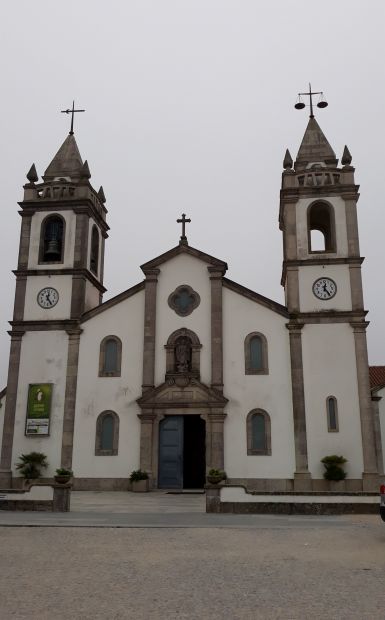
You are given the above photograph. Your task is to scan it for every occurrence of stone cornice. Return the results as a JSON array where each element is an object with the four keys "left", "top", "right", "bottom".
[
  {"left": 81, "top": 281, "right": 145, "bottom": 322},
  {"left": 13, "top": 268, "right": 107, "bottom": 294},
  {"left": 223, "top": 278, "right": 288, "bottom": 318},
  {"left": 18, "top": 200, "right": 109, "bottom": 234},
  {"left": 141, "top": 243, "right": 228, "bottom": 273}
]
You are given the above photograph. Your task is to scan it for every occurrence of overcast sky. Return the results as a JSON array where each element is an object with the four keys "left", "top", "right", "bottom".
[{"left": 1, "top": 1, "right": 385, "bottom": 385}]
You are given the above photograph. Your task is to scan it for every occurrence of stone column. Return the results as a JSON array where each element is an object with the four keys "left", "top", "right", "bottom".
[
  {"left": 208, "top": 267, "right": 225, "bottom": 393},
  {"left": 371, "top": 396, "right": 384, "bottom": 475},
  {"left": 141, "top": 269, "right": 160, "bottom": 393},
  {"left": 53, "top": 484, "right": 71, "bottom": 512},
  {"left": 0, "top": 331, "right": 25, "bottom": 487},
  {"left": 138, "top": 412, "right": 156, "bottom": 481},
  {"left": 351, "top": 322, "right": 379, "bottom": 488},
  {"left": 61, "top": 329, "right": 82, "bottom": 469},
  {"left": 286, "top": 323, "right": 311, "bottom": 490},
  {"left": 208, "top": 410, "right": 227, "bottom": 470}
]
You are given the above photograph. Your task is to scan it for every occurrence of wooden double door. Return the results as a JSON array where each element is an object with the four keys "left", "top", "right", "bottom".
[{"left": 158, "top": 415, "right": 206, "bottom": 489}]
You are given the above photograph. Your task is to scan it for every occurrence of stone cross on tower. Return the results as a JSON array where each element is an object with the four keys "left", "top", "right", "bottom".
[
  {"left": 61, "top": 100, "right": 85, "bottom": 135},
  {"left": 177, "top": 213, "right": 191, "bottom": 243}
]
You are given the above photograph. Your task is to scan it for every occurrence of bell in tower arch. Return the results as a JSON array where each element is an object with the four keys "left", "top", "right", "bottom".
[{"left": 42, "top": 216, "right": 64, "bottom": 262}]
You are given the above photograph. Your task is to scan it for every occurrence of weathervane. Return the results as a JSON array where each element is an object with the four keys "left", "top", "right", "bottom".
[
  {"left": 61, "top": 100, "right": 85, "bottom": 135},
  {"left": 177, "top": 213, "right": 191, "bottom": 243},
  {"left": 294, "top": 84, "right": 328, "bottom": 118}
]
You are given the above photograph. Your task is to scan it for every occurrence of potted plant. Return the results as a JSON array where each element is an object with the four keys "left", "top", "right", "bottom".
[
  {"left": 15, "top": 452, "right": 48, "bottom": 481},
  {"left": 54, "top": 468, "right": 73, "bottom": 484},
  {"left": 321, "top": 455, "right": 347, "bottom": 485},
  {"left": 207, "top": 468, "right": 227, "bottom": 485},
  {"left": 129, "top": 469, "right": 149, "bottom": 492}
]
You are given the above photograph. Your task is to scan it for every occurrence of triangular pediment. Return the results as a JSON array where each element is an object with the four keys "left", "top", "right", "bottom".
[
  {"left": 140, "top": 242, "right": 227, "bottom": 275},
  {"left": 137, "top": 377, "right": 228, "bottom": 409}
]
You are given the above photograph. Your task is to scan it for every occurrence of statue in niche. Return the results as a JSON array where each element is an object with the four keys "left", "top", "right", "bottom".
[{"left": 175, "top": 336, "right": 192, "bottom": 373}]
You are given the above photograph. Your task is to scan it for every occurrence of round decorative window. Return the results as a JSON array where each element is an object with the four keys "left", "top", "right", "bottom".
[{"left": 168, "top": 284, "right": 200, "bottom": 317}]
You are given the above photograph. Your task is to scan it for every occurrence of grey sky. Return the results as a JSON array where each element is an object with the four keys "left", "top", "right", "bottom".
[{"left": 1, "top": 1, "right": 384, "bottom": 385}]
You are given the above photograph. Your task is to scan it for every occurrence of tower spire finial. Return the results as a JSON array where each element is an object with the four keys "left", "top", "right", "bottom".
[
  {"left": 61, "top": 100, "right": 85, "bottom": 135},
  {"left": 294, "top": 84, "right": 328, "bottom": 118}
]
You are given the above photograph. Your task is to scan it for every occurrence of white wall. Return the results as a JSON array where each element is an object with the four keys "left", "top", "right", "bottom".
[
  {"left": 72, "top": 289, "right": 145, "bottom": 477},
  {"left": 301, "top": 323, "right": 364, "bottom": 478},
  {"left": 154, "top": 254, "right": 212, "bottom": 385},
  {"left": 11, "top": 331, "right": 68, "bottom": 477},
  {"left": 222, "top": 287, "right": 296, "bottom": 478},
  {"left": 28, "top": 210, "right": 76, "bottom": 269}
]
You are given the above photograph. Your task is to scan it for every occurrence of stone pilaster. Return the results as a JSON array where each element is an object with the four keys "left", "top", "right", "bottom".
[
  {"left": 138, "top": 412, "right": 156, "bottom": 479},
  {"left": 61, "top": 329, "right": 82, "bottom": 469},
  {"left": 141, "top": 269, "right": 160, "bottom": 392},
  {"left": 351, "top": 322, "right": 379, "bottom": 487},
  {"left": 208, "top": 410, "right": 227, "bottom": 470},
  {"left": 0, "top": 331, "right": 25, "bottom": 487},
  {"left": 208, "top": 267, "right": 225, "bottom": 393},
  {"left": 371, "top": 396, "right": 384, "bottom": 476},
  {"left": 286, "top": 323, "right": 311, "bottom": 490},
  {"left": 17, "top": 212, "right": 34, "bottom": 269}
]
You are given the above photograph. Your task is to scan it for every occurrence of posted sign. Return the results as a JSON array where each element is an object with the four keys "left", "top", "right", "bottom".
[{"left": 25, "top": 384, "right": 52, "bottom": 436}]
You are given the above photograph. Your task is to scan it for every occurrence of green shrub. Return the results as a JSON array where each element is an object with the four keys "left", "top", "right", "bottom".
[
  {"left": 55, "top": 468, "right": 73, "bottom": 477},
  {"left": 15, "top": 452, "right": 48, "bottom": 479},
  {"left": 129, "top": 469, "right": 149, "bottom": 482},
  {"left": 321, "top": 455, "right": 347, "bottom": 481},
  {"left": 208, "top": 468, "right": 227, "bottom": 479}
]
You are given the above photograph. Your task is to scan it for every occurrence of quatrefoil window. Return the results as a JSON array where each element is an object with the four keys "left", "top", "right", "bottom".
[{"left": 168, "top": 285, "right": 200, "bottom": 317}]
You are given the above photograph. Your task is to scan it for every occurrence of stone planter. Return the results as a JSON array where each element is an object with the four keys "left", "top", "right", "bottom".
[
  {"left": 54, "top": 475, "right": 71, "bottom": 485},
  {"left": 131, "top": 479, "right": 149, "bottom": 493},
  {"left": 207, "top": 476, "right": 224, "bottom": 485}
]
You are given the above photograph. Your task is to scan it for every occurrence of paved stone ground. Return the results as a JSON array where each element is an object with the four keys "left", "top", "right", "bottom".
[{"left": 1, "top": 493, "right": 385, "bottom": 619}]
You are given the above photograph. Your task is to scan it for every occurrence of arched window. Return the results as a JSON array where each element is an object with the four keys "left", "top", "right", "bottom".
[
  {"left": 326, "top": 396, "right": 339, "bottom": 432},
  {"left": 247, "top": 409, "right": 271, "bottom": 455},
  {"left": 90, "top": 225, "right": 99, "bottom": 276},
  {"left": 39, "top": 215, "right": 65, "bottom": 263},
  {"left": 308, "top": 202, "right": 336, "bottom": 253},
  {"left": 99, "top": 336, "right": 122, "bottom": 377},
  {"left": 95, "top": 411, "right": 119, "bottom": 455},
  {"left": 244, "top": 332, "right": 268, "bottom": 375}
]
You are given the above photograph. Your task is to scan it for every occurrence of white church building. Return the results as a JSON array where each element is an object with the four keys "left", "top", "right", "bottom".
[{"left": 0, "top": 113, "right": 383, "bottom": 492}]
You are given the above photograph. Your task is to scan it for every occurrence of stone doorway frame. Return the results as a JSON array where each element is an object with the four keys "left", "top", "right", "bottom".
[{"left": 137, "top": 381, "right": 228, "bottom": 489}]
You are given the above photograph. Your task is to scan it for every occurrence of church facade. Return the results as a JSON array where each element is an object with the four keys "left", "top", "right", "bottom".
[{"left": 0, "top": 115, "right": 383, "bottom": 492}]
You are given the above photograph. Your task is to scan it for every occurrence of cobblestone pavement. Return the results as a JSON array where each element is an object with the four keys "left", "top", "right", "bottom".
[{"left": 1, "top": 513, "right": 385, "bottom": 619}]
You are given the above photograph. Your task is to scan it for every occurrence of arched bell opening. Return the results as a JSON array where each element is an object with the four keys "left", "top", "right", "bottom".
[
  {"left": 39, "top": 214, "right": 65, "bottom": 263},
  {"left": 307, "top": 201, "right": 336, "bottom": 253}
]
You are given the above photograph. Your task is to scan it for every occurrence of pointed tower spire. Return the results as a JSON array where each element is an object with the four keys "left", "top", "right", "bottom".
[
  {"left": 97, "top": 186, "right": 106, "bottom": 203},
  {"left": 43, "top": 134, "right": 84, "bottom": 182},
  {"left": 26, "top": 163, "right": 38, "bottom": 184},
  {"left": 283, "top": 149, "right": 293, "bottom": 170},
  {"left": 341, "top": 145, "right": 352, "bottom": 166},
  {"left": 295, "top": 117, "right": 337, "bottom": 169},
  {"left": 80, "top": 160, "right": 91, "bottom": 179}
]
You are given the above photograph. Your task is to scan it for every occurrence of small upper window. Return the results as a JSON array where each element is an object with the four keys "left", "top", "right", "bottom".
[
  {"left": 168, "top": 285, "right": 201, "bottom": 317},
  {"left": 327, "top": 396, "right": 339, "bottom": 432},
  {"left": 90, "top": 225, "right": 99, "bottom": 276},
  {"left": 244, "top": 332, "right": 268, "bottom": 375},
  {"left": 99, "top": 336, "right": 122, "bottom": 377},
  {"left": 40, "top": 215, "right": 65, "bottom": 263}
]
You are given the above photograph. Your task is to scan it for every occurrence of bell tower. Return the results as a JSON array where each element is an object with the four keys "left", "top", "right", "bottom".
[
  {"left": 279, "top": 99, "right": 379, "bottom": 491},
  {"left": 0, "top": 127, "right": 109, "bottom": 486}
]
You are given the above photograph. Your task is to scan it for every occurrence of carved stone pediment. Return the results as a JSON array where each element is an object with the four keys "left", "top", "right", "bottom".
[{"left": 137, "top": 377, "right": 228, "bottom": 410}]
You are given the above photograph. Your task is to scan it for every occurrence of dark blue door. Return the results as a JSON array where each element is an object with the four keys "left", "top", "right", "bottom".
[{"left": 158, "top": 416, "right": 183, "bottom": 488}]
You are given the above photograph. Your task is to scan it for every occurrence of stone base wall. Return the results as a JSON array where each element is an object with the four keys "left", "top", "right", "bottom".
[
  {"left": 219, "top": 501, "right": 378, "bottom": 515},
  {"left": 228, "top": 478, "right": 374, "bottom": 493}
]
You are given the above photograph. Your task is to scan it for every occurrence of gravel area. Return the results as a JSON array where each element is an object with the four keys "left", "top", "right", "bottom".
[{"left": 1, "top": 517, "right": 385, "bottom": 619}]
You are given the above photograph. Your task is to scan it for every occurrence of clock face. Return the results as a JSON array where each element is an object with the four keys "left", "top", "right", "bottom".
[
  {"left": 37, "top": 287, "right": 59, "bottom": 309},
  {"left": 312, "top": 278, "right": 337, "bottom": 300}
]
